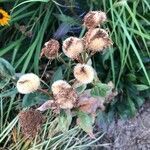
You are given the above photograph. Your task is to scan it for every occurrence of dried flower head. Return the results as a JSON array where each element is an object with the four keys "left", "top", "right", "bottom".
[
  {"left": 84, "top": 28, "right": 112, "bottom": 52},
  {"left": 0, "top": 8, "right": 10, "bottom": 26},
  {"left": 83, "top": 11, "right": 107, "bottom": 29},
  {"left": 54, "top": 87, "right": 78, "bottom": 109},
  {"left": 62, "top": 37, "right": 84, "bottom": 59},
  {"left": 17, "top": 73, "right": 40, "bottom": 94},
  {"left": 74, "top": 64, "right": 95, "bottom": 84},
  {"left": 51, "top": 80, "right": 71, "bottom": 95},
  {"left": 41, "top": 39, "right": 60, "bottom": 59},
  {"left": 52, "top": 80, "right": 78, "bottom": 109},
  {"left": 18, "top": 109, "right": 44, "bottom": 138}
]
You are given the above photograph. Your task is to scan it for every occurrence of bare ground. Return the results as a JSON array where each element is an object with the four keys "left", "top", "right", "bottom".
[{"left": 101, "top": 101, "right": 150, "bottom": 150}]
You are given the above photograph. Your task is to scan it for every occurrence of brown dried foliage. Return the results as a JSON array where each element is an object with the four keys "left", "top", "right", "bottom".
[
  {"left": 41, "top": 39, "right": 60, "bottom": 59},
  {"left": 19, "top": 109, "right": 44, "bottom": 139}
]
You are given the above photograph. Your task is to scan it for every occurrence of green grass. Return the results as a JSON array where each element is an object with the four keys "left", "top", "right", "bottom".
[{"left": 0, "top": 0, "right": 150, "bottom": 149}]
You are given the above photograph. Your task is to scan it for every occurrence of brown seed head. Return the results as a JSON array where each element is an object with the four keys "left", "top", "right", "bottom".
[
  {"left": 83, "top": 11, "right": 107, "bottom": 29},
  {"left": 41, "top": 39, "right": 60, "bottom": 59},
  {"left": 18, "top": 109, "right": 44, "bottom": 138},
  {"left": 53, "top": 87, "right": 78, "bottom": 109},
  {"left": 84, "top": 28, "right": 112, "bottom": 52}
]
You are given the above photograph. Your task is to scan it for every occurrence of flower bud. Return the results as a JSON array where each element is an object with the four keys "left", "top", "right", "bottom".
[
  {"left": 83, "top": 11, "right": 107, "bottom": 29},
  {"left": 41, "top": 39, "right": 60, "bottom": 59},
  {"left": 84, "top": 28, "right": 112, "bottom": 52},
  {"left": 62, "top": 37, "right": 84, "bottom": 59},
  {"left": 17, "top": 73, "right": 40, "bottom": 94},
  {"left": 19, "top": 109, "right": 43, "bottom": 138},
  {"left": 74, "top": 64, "right": 95, "bottom": 84}
]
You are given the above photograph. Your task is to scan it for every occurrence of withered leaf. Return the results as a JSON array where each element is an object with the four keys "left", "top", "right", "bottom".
[
  {"left": 37, "top": 100, "right": 57, "bottom": 111},
  {"left": 77, "top": 90, "right": 105, "bottom": 114},
  {"left": 19, "top": 109, "right": 44, "bottom": 139}
]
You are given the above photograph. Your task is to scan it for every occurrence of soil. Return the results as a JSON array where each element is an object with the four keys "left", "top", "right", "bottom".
[{"left": 101, "top": 101, "right": 150, "bottom": 150}]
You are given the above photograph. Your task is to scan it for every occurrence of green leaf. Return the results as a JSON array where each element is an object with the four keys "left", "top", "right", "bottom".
[
  {"left": 135, "top": 84, "right": 150, "bottom": 91},
  {"left": 97, "top": 112, "right": 109, "bottom": 131},
  {"left": 76, "top": 111, "right": 95, "bottom": 138},
  {"left": 91, "top": 83, "right": 111, "bottom": 97},
  {"left": 0, "top": 58, "right": 15, "bottom": 89},
  {"left": 22, "top": 91, "right": 49, "bottom": 107},
  {"left": 54, "top": 14, "right": 80, "bottom": 26},
  {"left": 117, "top": 97, "right": 137, "bottom": 119},
  {"left": 133, "top": 97, "right": 145, "bottom": 108},
  {"left": 127, "top": 73, "right": 137, "bottom": 81},
  {"left": 0, "top": 88, "right": 17, "bottom": 98},
  {"left": 76, "top": 84, "right": 87, "bottom": 94},
  {"left": 128, "top": 97, "right": 136, "bottom": 117},
  {"left": 12, "top": 0, "right": 49, "bottom": 11},
  {"left": 51, "top": 67, "right": 63, "bottom": 85},
  {"left": 58, "top": 110, "right": 72, "bottom": 132}
]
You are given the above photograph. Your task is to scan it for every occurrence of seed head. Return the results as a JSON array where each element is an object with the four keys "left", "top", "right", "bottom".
[
  {"left": 41, "top": 39, "right": 60, "bottom": 59},
  {"left": 52, "top": 80, "right": 78, "bottom": 109},
  {"left": 18, "top": 109, "right": 43, "bottom": 138},
  {"left": 74, "top": 64, "right": 95, "bottom": 84},
  {"left": 54, "top": 87, "right": 78, "bottom": 109},
  {"left": 83, "top": 11, "right": 107, "bottom": 29},
  {"left": 84, "top": 28, "right": 112, "bottom": 52},
  {"left": 51, "top": 80, "right": 71, "bottom": 95},
  {"left": 62, "top": 37, "right": 84, "bottom": 59},
  {"left": 16, "top": 73, "right": 40, "bottom": 94}
]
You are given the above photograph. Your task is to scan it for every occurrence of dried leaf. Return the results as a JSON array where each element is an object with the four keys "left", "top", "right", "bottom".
[
  {"left": 37, "top": 100, "right": 57, "bottom": 111},
  {"left": 78, "top": 90, "right": 105, "bottom": 114}
]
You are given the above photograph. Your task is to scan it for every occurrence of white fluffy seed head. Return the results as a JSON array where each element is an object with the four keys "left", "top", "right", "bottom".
[
  {"left": 74, "top": 64, "right": 95, "bottom": 84},
  {"left": 62, "top": 37, "right": 84, "bottom": 59},
  {"left": 17, "top": 73, "right": 40, "bottom": 94},
  {"left": 51, "top": 80, "right": 71, "bottom": 95},
  {"left": 84, "top": 28, "right": 112, "bottom": 52}
]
